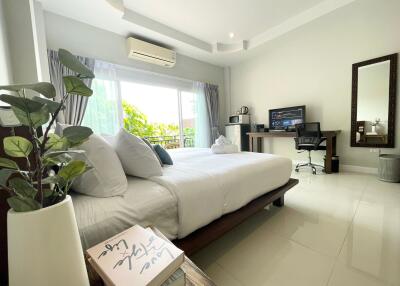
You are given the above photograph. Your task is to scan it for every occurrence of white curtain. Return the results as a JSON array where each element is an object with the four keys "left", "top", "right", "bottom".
[
  {"left": 81, "top": 61, "right": 123, "bottom": 135},
  {"left": 194, "top": 82, "right": 211, "bottom": 147}
]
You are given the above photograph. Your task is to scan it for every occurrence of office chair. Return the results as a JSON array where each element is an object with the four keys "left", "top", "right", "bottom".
[{"left": 294, "top": 122, "right": 326, "bottom": 174}]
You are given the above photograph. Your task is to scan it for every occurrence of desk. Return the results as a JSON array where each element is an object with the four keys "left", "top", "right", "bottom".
[{"left": 247, "top": 130, "right": 341, "bottom": 174}]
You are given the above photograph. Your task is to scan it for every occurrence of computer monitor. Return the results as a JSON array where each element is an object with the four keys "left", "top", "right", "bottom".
[{"left": 269, "top": 105, "right": 306, "bottom": 131}]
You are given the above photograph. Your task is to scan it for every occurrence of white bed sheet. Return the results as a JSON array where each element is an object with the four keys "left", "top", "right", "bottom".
[
  {"left": 73, "top": 148, "right": 292, "bottom": 247},
  {"left": 151, "top": 148, "right": 292, "bottom": 238},
  {"left": 71, "top": 176, "right": 178, "bottom": 250}
]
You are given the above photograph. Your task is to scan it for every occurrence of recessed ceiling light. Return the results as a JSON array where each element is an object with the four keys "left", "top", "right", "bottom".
[{"left": 229, "top": 32, "right": 235, "bottom": 39}]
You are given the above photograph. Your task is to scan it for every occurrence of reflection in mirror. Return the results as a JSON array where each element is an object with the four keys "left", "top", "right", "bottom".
[{"left": 356, "top": 61, "right": 390, "bottom": 145}]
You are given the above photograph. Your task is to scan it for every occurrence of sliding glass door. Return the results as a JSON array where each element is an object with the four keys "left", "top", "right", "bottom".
[
  {"left": 120, "top": 81, "right": 196, "bottom": 148},
  {"left": 82, "top": 61, "right": 210, "bottom": 148}
]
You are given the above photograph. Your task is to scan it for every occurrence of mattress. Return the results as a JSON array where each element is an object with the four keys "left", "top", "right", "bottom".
[
  {"left": 72, "top": 148, "right": 292, "bottom": 246},
  {"left": 152, "top": 148, "right": 292, "bottom": 238},
  {"left": 71, "top": 176, "right": 178, "bottom": 250}
]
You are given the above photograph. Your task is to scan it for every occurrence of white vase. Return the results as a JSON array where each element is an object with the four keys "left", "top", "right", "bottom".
[{"left": 7, "top": 195, "right": 89, "bottom": 286}]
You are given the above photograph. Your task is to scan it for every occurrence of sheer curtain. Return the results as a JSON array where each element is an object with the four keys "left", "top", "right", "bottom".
[
  {"left": 81, "top": 61, "right": 123, "bottom": 135},
  {"left": 194, "top": 82, "right": 211, "bottom": 147}
]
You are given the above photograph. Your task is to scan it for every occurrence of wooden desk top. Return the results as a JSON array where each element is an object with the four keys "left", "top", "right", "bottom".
[{"left": 247, "top": 130, "right": 341, "bottom": 137}]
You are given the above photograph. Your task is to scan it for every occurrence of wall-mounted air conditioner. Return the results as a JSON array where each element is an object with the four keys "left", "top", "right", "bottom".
[{"left": 126, "top": 37, "right": 176, "bottom": 68}]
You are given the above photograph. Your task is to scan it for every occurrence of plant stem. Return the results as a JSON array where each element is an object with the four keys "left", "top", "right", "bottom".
[
  {"left": 40, "top": 96, "right": 67, "bottom": 153},
  {"left": 20, "top": 89, "right": 44, "bottom": 207}
]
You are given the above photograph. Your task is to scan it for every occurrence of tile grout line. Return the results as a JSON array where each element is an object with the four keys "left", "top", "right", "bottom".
[{"left": 323, "top": 177, "right": 368, "bottom": 286}]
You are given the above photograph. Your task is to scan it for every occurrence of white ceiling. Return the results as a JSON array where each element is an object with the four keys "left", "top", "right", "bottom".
[
  {"left": 123, "top": 0, "right": 323, "bottom": 44},
  {"left": 38, "top": 0, "right": 355, "bottom": 66}
]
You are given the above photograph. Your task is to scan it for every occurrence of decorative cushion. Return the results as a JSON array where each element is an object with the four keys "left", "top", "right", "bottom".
[
  {"left": 154, "top": 145, "right": 173, "bottom": 165},
  {"left": 113, "top": 129, "right": 163, "bottom": 178},
  {"left": 72, "top": 134, "right": 128, "bottom": 197},
  {"left": 142, "top": 137, "right": 163, "bottom": 167}
]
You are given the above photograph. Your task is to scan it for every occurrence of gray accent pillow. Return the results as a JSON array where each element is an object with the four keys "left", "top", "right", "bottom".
[
  {"left": 142, "top": 138, "right": 163, "bottom": 167},
  {"left": 154, "top": 144, "right": 173, "bottom": 165}
]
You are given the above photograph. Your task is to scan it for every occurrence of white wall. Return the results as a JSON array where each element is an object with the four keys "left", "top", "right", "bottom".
[
  {"left": 31, "top": 1, "right": 50, "bottom": 82},
  {"left": 3, "top": 0, "right": 39, "bottom": 83},
  {"left": 0, "top": 0, "right": 12, "bottom": 85},
  {"left": 44, "top": 12, "right": 226, "bottom": 131},
  {"left": 229, "top": 0, "right": 400, "bottom": 168}
]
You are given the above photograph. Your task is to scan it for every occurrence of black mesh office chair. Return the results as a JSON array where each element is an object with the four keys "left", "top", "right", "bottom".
[{"left": 294, "top": 122, "right": 326, "bottom": 174}]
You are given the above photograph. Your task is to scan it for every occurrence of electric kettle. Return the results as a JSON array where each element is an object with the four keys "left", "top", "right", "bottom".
[{"left": 239, "top": 106, "right": 249, "bottom": 114}]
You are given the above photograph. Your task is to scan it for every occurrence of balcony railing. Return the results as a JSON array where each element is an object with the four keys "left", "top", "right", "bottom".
[{"left": 145, "top": 135, "right": 194, "bottom": 149}]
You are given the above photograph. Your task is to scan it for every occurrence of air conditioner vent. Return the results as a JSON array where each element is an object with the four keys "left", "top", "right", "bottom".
[{"left": 126, "top": 37, "right": 176, "bottom": 68}]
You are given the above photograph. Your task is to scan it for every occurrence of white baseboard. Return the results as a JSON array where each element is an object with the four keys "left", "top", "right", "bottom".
[
  {"left": 340, "top": 164, "right": 378, "bottom": 175},
  {"left": 292, "top": 160, "right": 378, "bottom": 175}
]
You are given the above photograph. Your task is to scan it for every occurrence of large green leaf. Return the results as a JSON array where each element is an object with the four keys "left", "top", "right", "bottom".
[
  {"left": 7, "top": 196, "right": 41, "bottom": 212},
  {"left": 0, "top": 94, "right": 44, "bottom": 112},
  {"left": 62, "top": 126, "right": 92, "bottom": 146},
  {"left": 43, "top": 150, "right": 85, "bottom": 160},
  {"left": 0, "top": 82, "right": 56, "bottom": 98},
  {"left": 9, "top": 177, "right": 37, "bottom": 198},
  {"left": 12, "top": 105, "right": 50, "bottom": 128},
  {"left": 63, "top": 76, "right": 93, "bottom": 97},
  {"left": 0, "top": 169, "right": 16, "bottom": 186},
  {"left": 44, "top": 134, "right": 68, "bottom": 151},
  {"left": 41, "top": 175, "right": 66, "bottom": 186},
  {"left": 42, "top": 153, "right": 72, "bottom": 167},
  {"left": 4, "top": 136, "right": 33, "bottom": 158},
  {"left": 32, "top": 96, "right": 62, "bottom": 114},
  {"left": 58, "top": 160, "right": 87, "bottom": 181},
  {"left": 0, "top": 158, "right": 19, "bottom": 170},
  {"left": 58, "top": 49, "right": 95, "bottom": 78}
]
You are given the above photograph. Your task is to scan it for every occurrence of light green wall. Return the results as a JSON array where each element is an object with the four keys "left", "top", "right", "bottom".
[
  {"left": 44, "top": 12, "right": 226, "bottom": 131},
  {"left": 229, "top": 0, "right": 400, "bottom": 168}
]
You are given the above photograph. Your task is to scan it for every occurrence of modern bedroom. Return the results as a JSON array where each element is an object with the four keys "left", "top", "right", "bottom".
[{"left": 0, "top": 0, "right": 399, "bottom": 286}]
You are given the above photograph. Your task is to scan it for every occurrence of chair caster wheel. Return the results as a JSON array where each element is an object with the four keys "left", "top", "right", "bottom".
[
  {"left": 312, "top": 169, "right": 317, "bottom": 175},
  {"left": 295, "top": 168, "right": 299, "bottom": 172}
]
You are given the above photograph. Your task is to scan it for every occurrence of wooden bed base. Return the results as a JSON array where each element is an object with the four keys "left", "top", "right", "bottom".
[
  {"left": 2, "top": 178, "right": 298, "bottom": 285},
  {"left": 173, "top": 178, "right": 299, "bottom": 256},
  {"left": 87, "top": 178, "right": 298, "bottom": 285}
]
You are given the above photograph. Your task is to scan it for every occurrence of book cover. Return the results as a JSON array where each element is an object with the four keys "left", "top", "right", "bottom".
[{"left": 86, "top": 225, "right": 184, "bottom": 286}]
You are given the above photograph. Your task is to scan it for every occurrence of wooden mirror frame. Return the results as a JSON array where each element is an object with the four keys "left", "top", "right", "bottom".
[{"left": 351, "top": 53, "right": 398, "bottom": 148}]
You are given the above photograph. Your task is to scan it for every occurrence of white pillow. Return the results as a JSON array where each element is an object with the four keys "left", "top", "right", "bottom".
[
  {"left": 72, "top": 134, "right": 128, "bottom": 197},
  {"left": 113, "top": 129, "right": 163, "bottom": 178}
]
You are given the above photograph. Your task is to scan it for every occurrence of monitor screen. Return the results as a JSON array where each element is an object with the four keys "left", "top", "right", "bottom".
[{"left": 269, "top": 105, "right": 306, "bottom": 131}]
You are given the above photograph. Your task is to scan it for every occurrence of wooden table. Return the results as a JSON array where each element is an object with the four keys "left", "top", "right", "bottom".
[{"left": 247, "top": 131, "right": 341, "bottom": 174}]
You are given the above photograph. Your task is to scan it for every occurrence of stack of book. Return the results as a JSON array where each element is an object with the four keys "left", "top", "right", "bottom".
[{"left": 86, "top": 225, "right": 185, "bottom": 286}]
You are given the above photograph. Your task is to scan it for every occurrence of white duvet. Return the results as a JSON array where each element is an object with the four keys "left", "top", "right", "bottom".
[{"left": 150, "top": 148, "right": 292, "bottom": 238}]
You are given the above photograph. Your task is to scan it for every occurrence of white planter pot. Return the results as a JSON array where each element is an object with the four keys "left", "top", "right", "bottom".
[{"left": 7, "top": 195, "right": 89, "bottom": 286}]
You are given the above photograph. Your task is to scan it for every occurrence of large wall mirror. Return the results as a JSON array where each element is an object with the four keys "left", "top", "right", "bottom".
[{"left": 351, "top": 53, "right": 398, "bottom": 148}]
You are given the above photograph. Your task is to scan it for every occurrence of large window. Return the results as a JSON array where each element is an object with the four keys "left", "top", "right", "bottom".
[
  {"left": 82, "top": 62, "right": 209, "bottom": 148},
  {"left": 121, "top": 81, "right": 197, "bottom": 148}
]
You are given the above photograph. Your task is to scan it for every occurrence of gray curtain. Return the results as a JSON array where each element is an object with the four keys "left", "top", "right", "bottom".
[
  {"left": 47, "top": 50, "right": 95, "bottom": 125},
  {"left": 204, "top": 83, "right": 220, "bottom": 144}
]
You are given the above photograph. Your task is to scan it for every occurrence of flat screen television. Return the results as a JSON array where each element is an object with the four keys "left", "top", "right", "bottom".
[{"left": 269, "top": 105, "right": 306, "bottom": 131}]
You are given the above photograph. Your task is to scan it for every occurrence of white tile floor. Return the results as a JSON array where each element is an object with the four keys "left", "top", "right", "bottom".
[{"left": 191, "top": 171, "right": 400, "bottom": 286}]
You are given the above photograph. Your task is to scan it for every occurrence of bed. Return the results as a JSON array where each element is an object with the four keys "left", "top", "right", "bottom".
[{"left": 72, "top": 148, "right": 296, "bottom": 253}]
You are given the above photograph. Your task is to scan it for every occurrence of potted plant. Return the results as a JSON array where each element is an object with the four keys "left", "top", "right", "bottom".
[{"left": 0, "top": 49, "right": 95, "bottom": 286}]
